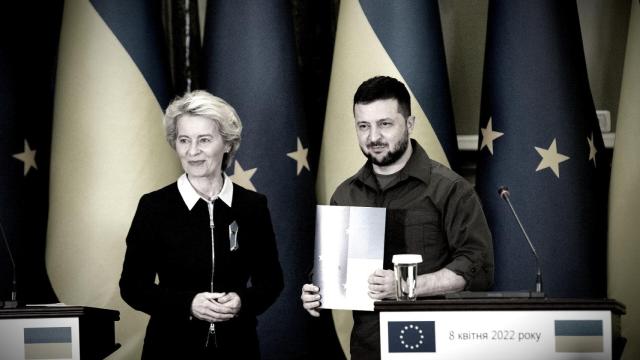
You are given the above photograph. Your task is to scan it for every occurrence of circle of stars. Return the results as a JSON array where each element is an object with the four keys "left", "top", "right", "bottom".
[{"left": 398, "top": 324, "right": 424, "bottom": 350}]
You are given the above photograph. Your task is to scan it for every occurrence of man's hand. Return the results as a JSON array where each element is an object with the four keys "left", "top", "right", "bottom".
[
  {"left": 368, "top": 269, "right": 396, "bottom": 300},
  {"left": 300, "top": 284, "right": 322, "bottom": 317},
  {"left": 191, "top": 292, "right": 241, "bottom": 322}
]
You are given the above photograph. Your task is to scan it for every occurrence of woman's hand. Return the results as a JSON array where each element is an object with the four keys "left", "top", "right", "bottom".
[
  {"left": 191, "top": 292, "right": 241, "bottom": 322},
  {"left": 216, "top": 292, "right": 241, "bottom": 315}
]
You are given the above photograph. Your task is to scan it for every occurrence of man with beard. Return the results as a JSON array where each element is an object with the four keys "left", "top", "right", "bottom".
[{"left": 301, "top": 76, "right": 494, "bottom": 359}]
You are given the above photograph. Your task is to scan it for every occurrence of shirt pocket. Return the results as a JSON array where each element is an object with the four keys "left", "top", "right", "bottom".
[{"left": 402, "top": 209, "right": 447, "bottom": 271}]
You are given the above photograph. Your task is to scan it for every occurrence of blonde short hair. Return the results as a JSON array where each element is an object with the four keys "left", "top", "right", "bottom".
[{"left": 164, "top": 90, "right": 242, "bottom": 170}]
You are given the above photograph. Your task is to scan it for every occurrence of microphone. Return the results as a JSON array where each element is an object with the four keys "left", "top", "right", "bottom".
[
  {"left": 498, "top": 186, "right": 544, "bottom": 296},
  {"left": 0, "top": 216, "right": 18, "bottom": 308}
]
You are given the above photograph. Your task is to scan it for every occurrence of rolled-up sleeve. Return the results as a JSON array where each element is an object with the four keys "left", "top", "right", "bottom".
[{"left": 443, "top": 181, "right": 494, "bottom": 290}]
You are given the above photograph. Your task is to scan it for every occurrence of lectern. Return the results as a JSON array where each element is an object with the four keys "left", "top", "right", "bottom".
[
  {"left": 376, "top": 298, "right": 625, "bottom": 360},
  {"left": 0, "top": 306, "right": 120, "bottom": 359}
]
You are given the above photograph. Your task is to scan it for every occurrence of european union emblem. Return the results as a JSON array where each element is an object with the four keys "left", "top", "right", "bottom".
[{"left": 388, "top": 321, "right": 436, "bottom": 353}]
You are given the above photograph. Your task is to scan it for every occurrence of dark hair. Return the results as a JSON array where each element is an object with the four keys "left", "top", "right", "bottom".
[{"left": 353, "top": 76, "right": 411, "bottom": 117}]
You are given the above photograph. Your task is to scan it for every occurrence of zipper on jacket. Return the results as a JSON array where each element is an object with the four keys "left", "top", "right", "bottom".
[{"left": 205, "top": 200, "right": 217, "bottom": 348}]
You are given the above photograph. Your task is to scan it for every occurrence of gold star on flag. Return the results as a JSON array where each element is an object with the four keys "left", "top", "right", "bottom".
[
  {"left": 286, "top": 137, "right": 310, "bottom": 175},
  {"left": 230, "top": 161, "right": 257, "bottom": 191},
  {"left": 587, "top": 132, "right": 597, "bottom": 167},
  {"left": 12, "top": 139, "right": 38, "bottom": 176},
  {"left": 535, "top": 138, "right": 570, "bottom": 178},
  {"left": 480, "top": 117, "right": 503, "bottom": 155}
]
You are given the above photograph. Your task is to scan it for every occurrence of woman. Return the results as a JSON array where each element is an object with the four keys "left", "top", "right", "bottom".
[{"left": 120, "top": 90, "right": 283, "bottom": 359}]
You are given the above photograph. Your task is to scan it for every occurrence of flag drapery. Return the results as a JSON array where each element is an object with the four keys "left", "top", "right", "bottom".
[
  {"left": 202, "top": 1, "right": 343, "bottom": 358},
  {"left": 46, "top": 0, "right": 179, "bottom": 358},
  {"left": 316, "top": 0, "right": 458, "bottom": 354},
  {"left": 0, "top": 1, "right": 62, "bottom": 305},
  {"left": 317, "top": 0, "right": 458, "bottom": 204},
  {"left": 475, "top": 0, "right": 608, "bottom": 298},
  {"left": 608, "top": 0, "right": 640, "bottom": 358}
]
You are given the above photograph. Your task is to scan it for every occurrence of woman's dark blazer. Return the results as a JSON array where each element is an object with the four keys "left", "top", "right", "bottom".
[{"left": 119, "top": 181, "right": 284, "bottom": 358}]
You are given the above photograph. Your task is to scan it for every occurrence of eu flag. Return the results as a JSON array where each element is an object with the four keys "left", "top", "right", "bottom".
[
  {"left": 475, "top": 0, "right": 608, "bottom": 297},
  {"left": 0, "top": 1, "right": 62, "bottom": 304},
  {"left": 387, "top": 321, "right": 436, "bottom": 353},
  {"left": 203, "top": 1, "right": 343, "bottom": 358}
]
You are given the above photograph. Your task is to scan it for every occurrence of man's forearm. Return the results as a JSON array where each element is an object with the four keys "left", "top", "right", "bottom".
[{"left": 415, "top": 268, "right": 466, "bottom": 297}]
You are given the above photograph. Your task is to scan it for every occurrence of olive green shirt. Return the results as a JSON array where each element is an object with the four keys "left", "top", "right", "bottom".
[{"left": 330, "top": 139, "right": 494, "bottom": 359}]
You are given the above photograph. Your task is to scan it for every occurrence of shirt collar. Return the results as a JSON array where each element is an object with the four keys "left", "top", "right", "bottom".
[
  {"left": 177, "top": 172, "right": 234, "bottom": 210},
  {"left": 400, "top": 139, "right": 432, "bottom": 184}
]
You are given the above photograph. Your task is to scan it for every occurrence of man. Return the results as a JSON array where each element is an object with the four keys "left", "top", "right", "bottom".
[{"left": 301, "top": 76, "right": 494, "bottom": 359}]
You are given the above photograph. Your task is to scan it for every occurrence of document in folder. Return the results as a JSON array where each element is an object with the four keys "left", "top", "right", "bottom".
[{"left": 312, "top": 205, "right": 385, "bottom": 311}]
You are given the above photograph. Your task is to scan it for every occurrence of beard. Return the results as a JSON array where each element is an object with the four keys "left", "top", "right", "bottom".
[{"left": 361, "top": 131, "right": 410, "bottom": 167}]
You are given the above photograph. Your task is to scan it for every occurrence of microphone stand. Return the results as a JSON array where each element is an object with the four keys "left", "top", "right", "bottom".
[
  {"left": 498, "top": 186, "right": 544, "bottom": 297},
  {"left": 1, "top": 217, "right": 18, "bottom": 308}
]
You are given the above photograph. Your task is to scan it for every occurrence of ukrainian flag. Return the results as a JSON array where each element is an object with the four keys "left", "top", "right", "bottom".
[
  {"left": 608, "top": 1, "right": 640, "bottom": 358},
  {"left": 317, "top": 0, "right": 458, "bottom": 355},
  {"left": 46, "top": 1, "right": 179, "bottom": 358},
  {"left": 24, "top": 327, "right": 72, "bottom": 360},
  {"left": 554, "top": 320, "right": 603, "bottom": 353}
]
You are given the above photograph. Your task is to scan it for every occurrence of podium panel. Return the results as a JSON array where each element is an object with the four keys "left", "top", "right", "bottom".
[
  {"left": 376, "top": 298, "right": 625, "bottom": 360},
  {"left": 0, "top": 317, "right": 81, "bottom": 359},
  {"left": 0, "top": 306, "right": 119, "bottom": 360}
]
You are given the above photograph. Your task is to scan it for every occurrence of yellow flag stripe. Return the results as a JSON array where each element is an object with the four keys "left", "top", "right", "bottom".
[
  {"left": 317, "top": 0, "right": 449, "bottom": 205},
  {"left": 316, "top": 1, "right": 451, "bottom": 357},
  {"left": 608, "top": 1, "right": 640, "bottom": 359},
  {"left": 46, "top": 0, "right": 180, "bottom": 359}
]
